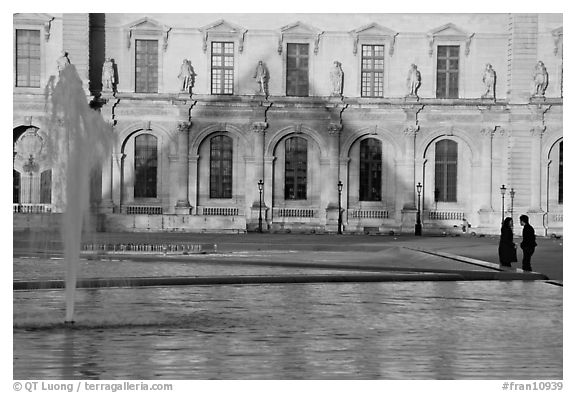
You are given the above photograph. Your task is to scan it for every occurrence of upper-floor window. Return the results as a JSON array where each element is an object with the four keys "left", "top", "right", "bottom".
[
  {"left": 436, "top": 45, "right": 459, "bottom": 98},
  {"left": 361, "top": 45, "right": 384, "bottom": 97},
  {"left": 286, "top": 43, "right": 309, "bottom": 97},
  {"left": 135, "top": 39, "right": 158, "bottom": 93},
  {"left": 559, "top": 141, "right": 563, "bottom": 204},
  {"left": 285, "top": 137, "right": 307, "bottom": 200},
  {"left": 15, "top": 29, "right": 40, "bottom": 88},
  {"left": 435, "top": 139, "right": 458, "bottom": 202},
  {"left": 134, "top": 134, "right": 158, "bottom": 198},
  {"left": 211, "top": 42, "right": 234, "bottom": 95},
  {"left": 210, "top": 135, "right": 233, "bottom": 198},
  {"left": 359, "top": 138, "right": 382, "bottom": 201}
]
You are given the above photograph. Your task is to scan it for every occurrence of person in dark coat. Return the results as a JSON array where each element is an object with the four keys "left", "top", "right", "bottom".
[
  {"left": 520, "top": 214, "right": 537, "bottom": 272},
  {"left": 498, "top": 217, "right": 517, "bottom": 268}
]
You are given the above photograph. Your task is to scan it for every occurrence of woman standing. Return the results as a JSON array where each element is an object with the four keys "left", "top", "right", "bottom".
[{"left": 498, "top": 217, "right": 517, "bottom": 268}]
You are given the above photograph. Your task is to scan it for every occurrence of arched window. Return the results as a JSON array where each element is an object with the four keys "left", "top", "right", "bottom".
[
  {"left": 210, "top": 135, "right": 233, "bottom": 198},
  {"left": 359, "top": 138, "right": 382, "bottom": 201},
  {"left": 435, "top": 139, "right": 457, "bottom": 202},
  {"left": 13, "top": 170, "right": 21, "bottom": 204},
  {"left": 559, "top": 141, "right": 563, "bottom": 204},
  {"left": 40, "top": 169, "right": 51, "bottom": 204},
  {"left": 285, "top": 137, "right": 307, "bottom": 200},
  {"left": 134, "top": 134, "right": 158, "bottom": 198}
]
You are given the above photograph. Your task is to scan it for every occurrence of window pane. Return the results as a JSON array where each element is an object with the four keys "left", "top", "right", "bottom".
[
  {"left": 134, "top": 134, "right": 158, "bottom": 198},
  {"left": 211, "top": 42, "right": 234, "bottom": 95},
  {"left": 361, "top": 45, "right": 384, "bottom": 98},
  {"left": 285, "top": 137, "right": 307, "bottom": 199},
  {"left": 559, "top": 141, "right": 563, "bottom": 204},
  {"left": 40, "top": 170, "right": 52, "bottom": 204},
  {"left": 435, "top": 140, "right": 458, "bottom": 202},
  {"left": 359, "top": 138, "right": 382, "bottom": 201},
  {"left": 210, "top": 135, "right": 233, "bottom": 198},
  {"left": 13, "top": 170, "right": 21, "bottom": 204},
  {"left": 436, "top": 45, "right": 459, "bottom": 99},
  {"left": 135, "top": 40, "right": 158, "bottom": 93},
  {"left": 286, "top": 44, "right": 309, "bottom": 97},
  {"left": 15, "top": 29, "right": 41, "bottom": 88}
]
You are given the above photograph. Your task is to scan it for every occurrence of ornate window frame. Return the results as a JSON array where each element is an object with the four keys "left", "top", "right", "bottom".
[
  {"left": 349, "top": 23, "right": 397, "bottom": 98},
  {"left": 13, "top": 13, "right": 54, "bottom": 91},
  {"left": 199, "top": 20, "right": 247, "bottom": 95},
  {"left": 123, "top": 17, "right": 171, "bottom": 94},
  {"left": 427, "top": 23, "right": 474, "bottom": 99},
  {"left": 278, "top": 22, "right": 323, "bottom": 96}
]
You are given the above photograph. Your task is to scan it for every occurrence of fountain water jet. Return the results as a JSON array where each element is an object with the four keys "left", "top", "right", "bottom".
[{"left": 47, "top": 64, "right": 114, "bottom": 324}]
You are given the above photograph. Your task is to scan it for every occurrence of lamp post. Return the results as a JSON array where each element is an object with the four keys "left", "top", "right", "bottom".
[
  {"left": 257, "top": 179, "right": 264, "bottom": 233},
  {"left": 337, "top": 180, "right": 343, "bottom": 235},
  {"left": 500, "top": 184, "right": 506, "bottom": 223},
  {"left": 23, "top": 155, "right": 39, "bottom": 204},
  {"left": 415, "top": 182, "right": 422, "bottom": 236},
  {"left": 509, "top": 188, "right": 515, "bottom": 226}
]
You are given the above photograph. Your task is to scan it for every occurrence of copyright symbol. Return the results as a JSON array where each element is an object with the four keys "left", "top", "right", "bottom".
[{"left": 13, "top": 382, "right": 22, "bottom": 391}]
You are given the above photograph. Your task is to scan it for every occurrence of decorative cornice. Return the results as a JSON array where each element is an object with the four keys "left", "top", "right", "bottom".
[
  {"left": 426, "top": 23, "right": 474, "bottom": 57},
  {"left": 349, "top": 23, "right": 398, "bottom": 56},
  {"left": 277, "top": 21, "right": 324, "bottom": 55},
  {"left": 199, "top": 19, "right": 248, "bottom": 53}
]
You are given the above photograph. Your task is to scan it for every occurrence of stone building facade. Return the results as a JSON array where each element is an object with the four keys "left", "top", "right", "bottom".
[{"left": 13, "top": 13, "right": 563, "bottom": 235}]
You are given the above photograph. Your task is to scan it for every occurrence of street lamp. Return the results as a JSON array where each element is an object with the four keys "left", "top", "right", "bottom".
[
  {"left": 257, "top": 179, "right": 264, "bottom": 233},
  {"left": 500, "top": 184, "right": 506, "bottom": 223},
  {"left": 337, "top": 180, "right": 343, "bottom": 235},
  {"left": 509, "top": 188, "right": 515, "bottom": 226},
  {"left": 415, "top": 182, "right": 422, "bottom": 236}
]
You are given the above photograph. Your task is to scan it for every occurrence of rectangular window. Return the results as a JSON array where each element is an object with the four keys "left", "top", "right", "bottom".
[
  {"left": 211, "top": 42, "right": 234, "bottom": 95},
  {"left": 16, "top": 29, "right": 41, "bottom": 87},
  {"left": 210, "top": 135, "right": 233, "bottom": 198},
  {"left": 134, "top": 134, "right": 158, "bottom": 198},
  {"left": 436, "top": 45, "right": 459, "bottom": 98},
  {"left": 359, "top": 139, "right": 382, "bottom": 201},
  {"left": 361, "top": 45, "right": 384, "bottom": 97},
  {"left": 435, "top": 140, "right": 458, "bottom": 202},
  {"left": 135, "top": 40, "right": 158, "bottom": 93},
  {"left": 285, "top": 137, "right": 307, "bottom": 200},
  {"left": 286, "top": 43, "right": 309, "bottom": 97}
]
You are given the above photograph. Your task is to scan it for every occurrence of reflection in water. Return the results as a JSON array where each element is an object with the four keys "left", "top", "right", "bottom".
[{"left": 14, "top": 281, "right": 562, "bottom": 379}]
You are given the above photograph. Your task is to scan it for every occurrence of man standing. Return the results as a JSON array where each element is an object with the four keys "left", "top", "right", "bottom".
[{"left": 520, "top": 215, "right": 537, "bottom": 272}]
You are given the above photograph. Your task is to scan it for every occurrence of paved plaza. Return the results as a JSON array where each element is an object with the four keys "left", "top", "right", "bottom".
[{"left": 14, "top": 230, "right": 563, "bottom": 282}]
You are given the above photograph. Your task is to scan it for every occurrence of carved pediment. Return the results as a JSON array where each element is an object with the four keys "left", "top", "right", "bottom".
[
  {"left": 427, "top": 23, "right": 474, "bottom": 57},
  {"left": 125, "top": 17, "right": 171, "bottom": 51},
  {"left": 552, "top": 26, "right": 563, "bottom": 56},
  {"left": 199, "top": 19, "right": 247, "bottom": 52},
  {"left": 350, "top": 23, "right": 398, "bottom": 55},
  {"left": 13, "top": 13, "right": 54, "bottom": 41},
  {"left": 278, "top": 21, "right": 324, "bottom": 55}
]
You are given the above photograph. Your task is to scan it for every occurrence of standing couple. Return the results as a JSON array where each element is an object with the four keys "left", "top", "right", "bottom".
[{"left": 499, "top": 215, "right": 537, "bottom": 271}]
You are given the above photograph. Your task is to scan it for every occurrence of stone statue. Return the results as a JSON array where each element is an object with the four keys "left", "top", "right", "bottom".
[
  {"left": 531, "top": 61, "right": 549, "bottom": 97},
  {"left": 253, "top": 60, "right": 269, "bottom": 95},
  {"left": 481, "top": 63, "right": 496, "bottom": 99},
  {"left": 330, "top": 61, "right": 344, "bottom": 96},
  {"left": 102, "top": 58, "right": 115, "bottom": 92},
  {"left": 178, "top": 59, "right": 196, "bottom": 94},
  {"left": 57, "top": 51, "right": 70, "bottom": 74},
  {"left": 406, "top": 64, "right": 421, "bottom": 97}
]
